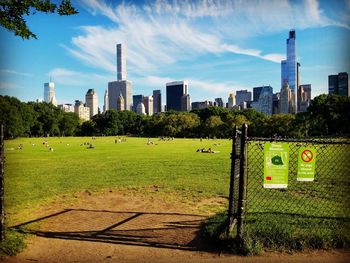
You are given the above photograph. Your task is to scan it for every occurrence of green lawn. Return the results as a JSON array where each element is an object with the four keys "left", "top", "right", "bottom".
[{"left": 4, "top": 136, "right": 232, "bottom": 222}]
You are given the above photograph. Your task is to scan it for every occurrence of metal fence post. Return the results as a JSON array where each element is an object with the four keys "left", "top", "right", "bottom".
[
  {"left": 237, "top": 123, "right": 247, "bottom": 245},
  {"left": 0, "top": 124, "right": 4, "bottom": 240},
  {"left": 227, "top": 126, "right": 237, "bottom": 234}
]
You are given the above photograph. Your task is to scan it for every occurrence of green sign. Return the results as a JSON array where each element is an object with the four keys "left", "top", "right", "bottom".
[
  {"left": 264, "top": 142, "right": 289, "bottom": 188},
  {"left": 297, "top": 147, "right": 316, "bottom": 181}
]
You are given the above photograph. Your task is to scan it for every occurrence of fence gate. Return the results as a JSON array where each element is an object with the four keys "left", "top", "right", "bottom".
[{"left": 228, "top": 124, "right": 350, "bottom": 249}]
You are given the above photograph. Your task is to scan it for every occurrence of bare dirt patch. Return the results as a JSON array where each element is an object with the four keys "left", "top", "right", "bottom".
[{"left": 2, "top": 190, "right": 349, "bottom": 263}]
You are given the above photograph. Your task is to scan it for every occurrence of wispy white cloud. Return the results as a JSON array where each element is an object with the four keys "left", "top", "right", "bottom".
[
  {"left": 0, "top": 69, "right": 33, "bottom": 77},
  {"left": 48, "top": 67, "right": 113, "bottom": 86}
]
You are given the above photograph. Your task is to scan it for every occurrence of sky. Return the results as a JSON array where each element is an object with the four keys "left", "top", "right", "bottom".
[{"left": 0, "top": 0, "right": 349, "bottom": 109}]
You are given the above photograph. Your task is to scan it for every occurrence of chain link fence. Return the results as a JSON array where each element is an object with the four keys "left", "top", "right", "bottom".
[{"left": 227, "top": 125, "right": 350, "bottom": 251}]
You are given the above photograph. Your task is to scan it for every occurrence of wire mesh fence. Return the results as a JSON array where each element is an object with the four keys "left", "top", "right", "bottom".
[{"left": 243, "top": 138, "right": 350, "bottom": 249}]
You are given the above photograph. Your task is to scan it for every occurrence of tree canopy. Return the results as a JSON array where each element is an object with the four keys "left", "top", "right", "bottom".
[
  {"left": 0, "top": 0, "right": 78, "bottom": 39},
  {"left": 1, "top": 94, "right": 349, "bottom": 139}
]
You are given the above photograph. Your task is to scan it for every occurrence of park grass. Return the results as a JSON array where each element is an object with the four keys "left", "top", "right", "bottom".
[
  {"left": 2, "top": 136, "right": 232, "bottom": 256},
  {"left": 4, "top": 136, "right": 232, "bottom": 224}
]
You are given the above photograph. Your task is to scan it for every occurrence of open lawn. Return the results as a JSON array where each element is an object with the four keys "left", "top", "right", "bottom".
[{"left": 4, "top": 136, "right": 232, "bottom": 224}]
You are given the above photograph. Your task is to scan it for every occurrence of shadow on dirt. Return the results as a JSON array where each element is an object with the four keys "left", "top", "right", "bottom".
[{"left": 11, "top": 208, "right": 219, "bottom": 252}]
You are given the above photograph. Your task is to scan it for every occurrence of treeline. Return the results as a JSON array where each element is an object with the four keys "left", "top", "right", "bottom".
[{"left": 1, "top": 94, "right": 349, "bottom": 139}]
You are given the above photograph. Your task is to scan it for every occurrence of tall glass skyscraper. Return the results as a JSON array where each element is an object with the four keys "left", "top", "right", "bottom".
[{"left": 281, "top": 30, "right": 297, "bottom": 113}]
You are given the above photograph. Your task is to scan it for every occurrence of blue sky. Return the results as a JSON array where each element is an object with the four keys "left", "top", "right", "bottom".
[{"left": 1, "top": 0, "right": 349, "bottom": 109}]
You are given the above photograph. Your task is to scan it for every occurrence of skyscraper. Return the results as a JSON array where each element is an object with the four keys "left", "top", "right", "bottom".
[
  {"left": 133, "top": 95, "right": 144, "bottom": 112},
  {"left": 153, "top": 90, "right": 162, "bottom": 114},
  {"left": 298, "top": 84, "right": 311, "bottom": 112},
  {"left": 281, "top": 30, "right": 297, "bottom": 113},
  {"left": 214, "top": 98, "right": 224, "bottom": 107},
  {"left": 136, "top": 102, "right": 146, "bottom": 115},
  {"left": 117, "top": 44, "right": 126, "bottom": 81},
  {"left": 85, "top": 89, "right": 98, "bottom": 118},
  {"left": 108, "top": 43, "right": 133, "bottom": 110},
  {"left": 166, "top": 81, "right": 188, "bottom": 111},
  {"left": 227, "top": 93, "right": 235, "bottom": 108},
  {"left": 143, "top": 96, "right": 153, "bottom": 116},
  {"left": 257, "top": 86, "right": 273, "bottom": 115},
  {"left": 44, "top": 81, "right": 57, "bottom": 106},
  {"left": 328, "top": 72, "right": 349, "bottom": 96},
  {"left": 236, "top": 90, "right": 252, "bottom": 106},
  {"left": 279, "top": 83, "right": 292, "bottom": 114},
  {"left": 181, "top": 94, "right": 191, "bottom": 112},
  {"left": 103, "top": 89, "right": 109, "bottom": 112}
]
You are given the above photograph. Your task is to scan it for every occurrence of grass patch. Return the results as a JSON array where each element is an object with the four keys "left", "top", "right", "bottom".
[{"left": 0, "top": 229, "right": 26, "bottom": 256}]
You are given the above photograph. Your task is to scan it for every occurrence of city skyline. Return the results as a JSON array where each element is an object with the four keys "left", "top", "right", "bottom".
[{"left": 1, "top": 0, "right": 349, "bottom": 109}]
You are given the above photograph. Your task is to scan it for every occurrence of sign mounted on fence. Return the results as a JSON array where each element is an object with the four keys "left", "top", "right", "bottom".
[
  {"left": 297, "top": 147, "right": 316, "bottom": 181},
  {"left": 263, "top": 142, "right": 289, "bottom": 188}
]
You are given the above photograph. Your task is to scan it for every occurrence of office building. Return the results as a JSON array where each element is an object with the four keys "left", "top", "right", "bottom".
[
  {"left": 143, "top": 96, "right": 153, "bottom": 116},
  {"left": 227, "top": 93, "right": 235, "bottom": 108},
  {"left": 44, "top": 81, "right": 57, "bottom": 106},
  {"left": 133, "top": 95, "right": 144, "bottom": 112},
  {"left": 117, "top": 93, "right": 125, "bottom": 111},
  {"left": 85, "top": 89, "right": 98, "bottom": 118},
  {"left": 328, "top": 72, "right": 349, "bottom": 96},
  {"left": 181, "top": 94, "right": 191, "bottom": 112},
  {"left": 256, "top": 86, "right": 273, "bottom": 115},
  {"left": 279, "top": 83, "right": 292, "bottom": 114},
  {"left": 153, "top": 90, "right": 162, "bottom": 114},
  {"left": 103, "top": 90, "right": 109, "bottom": 112},
  {"left": 166, "top": 81, "right": 188, "bottom": 111},
  {"left": 214, "top": 98, "right": 224, "bottom": 107},
  {"left": 74, "top": 100, "right": 90, "bottom": 121},
  {"left": 281, "top": 30, "right": 297, "bottom": 113},
  {"left": 272, "top": 93, "right": 280, "bottom": 114},
  {"left": 58, "top": 104, "right": 74, "bottom": 113},
  {"left": 236, "top": 90, "right": 252, "bottom": 106},
  {"left": 298, "top": 84, "right": 311, "bottom": 112},
  {"left": 136, "top": 102, "right": 146, "bottom": 115},
  {"left": 108, "top": 80, "right": 132, "bottom": 111}
]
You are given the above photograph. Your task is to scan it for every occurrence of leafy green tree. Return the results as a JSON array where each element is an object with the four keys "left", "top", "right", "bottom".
[
  {"left": 0, "top": 0, "right": 78, "bottom": 39},
  {"left": 59, "top": 112, "right": 79, "bottom": 136}
]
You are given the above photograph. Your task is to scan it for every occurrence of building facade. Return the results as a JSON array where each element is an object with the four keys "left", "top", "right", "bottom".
[
  {"left": 279, "top": 83, "right": 292, "bottom": 114},
  {"left": 74, "top": 100, "right": 90, "bottom": 121},
  {"left": 236, "top": 90, "right": 252, "bottom": 107},
  {"left": 116, "top": 93, "right": 125, "bottom": 111},
  {"left": 143, "top": 96, "right": 153, "bottom": 116},
  {"left": 85, "top": 89, "right": 98, "bottom": 118},
  {"left": 108, "top": 80, "right": 132, "bottom": 111},
  {"left": 44, "top": 81, "right": 57, "bottom": 106},
  {"left": 58, "top": 104, "right": 74, "bottom": 113},
  {"left": 328, "top": 72, "right": 349, "bottom": 96},
  {"left": 181, "top": 94, "right": 191, "bottom": 112},
  {"left": 136, "top": 102, "right": 146, "bottom": 115},
  {"left": 298, "top": 84, "right": 311, "bottom": 112},
  {"left": 133, "top": 95, "right": 144, "bottom": 112},
  {"left": 166, "top": 81, "right": 188, "bottom": 111},
  {"left": 153, "top": 90, "right": 162, "bottom": 114},
  {"left": 103, "top": 89, "right": 109, "bottom": 112},
  {"left": 256, "top": 86, "right": 273, "bottom": 115},
  {"left": 227, "top": 93, "right": 235, "bottom": 108}
]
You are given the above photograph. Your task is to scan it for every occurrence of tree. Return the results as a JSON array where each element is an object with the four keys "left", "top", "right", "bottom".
[{"left": 0, "top": 0, "right": 78, "bottom": 39}]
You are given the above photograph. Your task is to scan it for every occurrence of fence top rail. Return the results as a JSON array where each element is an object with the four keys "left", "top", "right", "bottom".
[{"left": 247, "top": 137, "right": 350, "bottom": 145}]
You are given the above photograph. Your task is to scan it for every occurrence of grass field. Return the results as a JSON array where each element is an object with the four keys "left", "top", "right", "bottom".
[{"left": 4, "top": 136, "right": 232, "bottom": 224}]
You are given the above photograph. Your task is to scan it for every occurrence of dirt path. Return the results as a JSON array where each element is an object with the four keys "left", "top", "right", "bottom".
[{"left": 2, "top": 190, "right": 349, "bottom": 263}]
